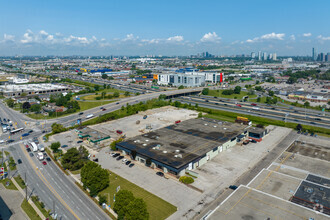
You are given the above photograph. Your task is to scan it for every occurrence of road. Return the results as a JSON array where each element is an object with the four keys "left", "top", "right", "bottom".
[{"left": 0, "top": 104, "right": 111, "bottom": 219}]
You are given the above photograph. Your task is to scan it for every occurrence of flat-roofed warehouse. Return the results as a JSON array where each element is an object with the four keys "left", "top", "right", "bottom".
[
  {"left": 0, "top": 83, "right": 69, "bottom": 97},
  {"left": 116, "top": 118, "right": 248, "bottom": 176}
]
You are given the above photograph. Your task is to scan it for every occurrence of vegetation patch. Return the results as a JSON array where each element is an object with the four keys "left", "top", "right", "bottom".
[
  {"left": 21, "top": 199, "right": 42, "bottom": 220},
  {"left": 179, "top": 176, "right": 194, "bottom": 184}
]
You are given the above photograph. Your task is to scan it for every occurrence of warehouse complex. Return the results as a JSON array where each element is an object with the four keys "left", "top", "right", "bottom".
[
  {"left": 0, "top": 83, "right": 69, "bottom": 97},
  {"left": 116, "top": 118, "right": 248, "bottom": 176}
]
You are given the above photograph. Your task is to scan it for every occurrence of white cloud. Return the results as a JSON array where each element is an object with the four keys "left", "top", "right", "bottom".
[
  {"left": 246, "top": 32, "right": 285, "bottom": 43},
  {"left": 317, "top": 35, "right": 330, "bottom": 41},
  {"left": 3, "top": 34, "right": 15, "bottom": 42},
  {"left": 200, "top": 32, "right": 221, "bottom": 42},
  {"left": 167, "top": 35, "right": 184, "bottom": 42},
  {"left": 260, "top": 32, "right": 285, "bottom": 40},
  {"left": 21, "top": 29, "right": 34, "bottom": 43},
  {"left": 303, "top": 33, "right": 312, "bottom": 37},
  {"left": 122, "top": 34, "right": 138, "bottom": 41},
  {"left": 289, "top": 35, "right": 296, "bottom": 40}
]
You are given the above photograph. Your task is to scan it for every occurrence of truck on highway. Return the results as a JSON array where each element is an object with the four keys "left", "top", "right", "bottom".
[
  {"left": 86, "top": 114, "right": 94, "bottom": 119},
  {"left": 30, "top": 142, "right": 38, "bottom": 152},
  {"left": 37, "top": 152, "right": 44, "bottom": 160}
]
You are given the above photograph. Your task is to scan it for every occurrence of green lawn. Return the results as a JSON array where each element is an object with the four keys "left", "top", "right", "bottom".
[
  {"left": 207, "top": 90, "right": 257, "bottom": 99},
  {"left": 78, "top": 100, "right": 113, "bottom": 111},
  {"left": 0, "top": 179, "right": 18, "bottom": 190},
  {"left": 14, "top": 175, "right": 26, "bottom": 189},
  {"left": 70, "top": 169, "right": 81, "bottom": 175},
  {"left": 100, "top": 171, "right": 177, "bottom": 220},
  {"left": 21, "top": 199, "right": 42, "bottom": 220}
]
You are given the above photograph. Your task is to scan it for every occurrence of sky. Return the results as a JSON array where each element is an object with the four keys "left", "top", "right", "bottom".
[{"left": 0, "top": 0, "right": 329, "bottom": 56}]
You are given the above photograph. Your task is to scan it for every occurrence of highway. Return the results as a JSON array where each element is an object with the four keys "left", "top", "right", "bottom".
[{"left": 175, "top": 95, "right": 330, "bottom": 129}]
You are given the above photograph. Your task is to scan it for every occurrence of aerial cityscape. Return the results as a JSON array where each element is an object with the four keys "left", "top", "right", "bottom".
[{"left": 0, "top": 1, "right": 329, "bottom": 220}]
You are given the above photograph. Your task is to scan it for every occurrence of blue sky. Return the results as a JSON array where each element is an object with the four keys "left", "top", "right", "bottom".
[{"left": 0, "top": 0, "right": 329, "bottom": 56}]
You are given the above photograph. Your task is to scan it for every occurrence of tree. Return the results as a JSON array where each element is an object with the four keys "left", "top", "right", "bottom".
[
  {"left": 94, "top": 84, "right": 100, "bottom": 91},
  {"left": 222, "top": 89, "right": 234, "bottom": 95},
  {"left": 304, "top": 101, "right": 310, "bottom": 107},
  {"left": 21, "top": 92, "right": 27, "bottom": 97},
  {"left": 81, "top": 161, "right": 109, "bottom": 197},
  {"left": 22, "top": 102, "right": 31, "bottom": 110},
  {"left": 61, "top": 147, "right": 88, "bottom": 171},
  {"left": 256, "top": 80, "right": 260, "bottom": 84},
  {"left": 268, "top": 90, "right": 274, "bottom": 96},
  {"left": 296, "top": 124, "right": 303, "bottom": 131},
  {"left": 6, "top": 99, "right": 14, "bottom": 108},
  {"left": 328, "top": 101, "right": 330, "bottom": 105},
  {"left": 50, "top": 142, "right": 61, "bottom": 152},
  {"left": 67, "top": 101, "right": 80, "bottom": 110},
  {"left": 125, "top": 198, "right": 149, "bottom": 220},
  {"left": 51, "top": 123, "right": 67, "bottom": 134},
  {"left": 178, "top": 85, "right": 184, "bottom": 89},
  {"left": 234, "top": 86, "right": 241, "bottom": 94},
  {"left": 98, "top": 194, "right": 107, "bottom": 205},
  {"left": 101, "top": 74, "right": 108, "bottom": 79},
  {"left": 113, "top": 92, "right": 120, "bottom": 98},
  {"left": 257, "top": 97, "right": 261, "bottom": 102},
  {"left": 124, "top": 91, "right": 130, "bottom": 97},
  {"left": 202, "top": 88, "right": 209, "bottom": 95},
  {"left": 158, "top": 94, "right": 166, "bottom": 100},
  {"left": 287, "top": 77, "right": 297, "bottom": 84},
  {"left": 113, "top": 190, "right": 135, "bottom": 219},
  {"left": 30, "top": 104, "right": 41, "bottom": 113}
]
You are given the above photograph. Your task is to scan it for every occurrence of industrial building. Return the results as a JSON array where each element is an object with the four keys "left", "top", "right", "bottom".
[
  {"left": 116, "top": 118, "right": 248, "bottom": 177},
  {"left": 247, "top": 127, "right": 268, "bottom": 142},
  {"left": 156, "top": 71, "right": 223, "bottom": 87},
  {"left": 0, "top": 83, "right": 69, "bottom": 97},
  {"left": 76, "top": 127, "right": 110, "bottom": 146}
]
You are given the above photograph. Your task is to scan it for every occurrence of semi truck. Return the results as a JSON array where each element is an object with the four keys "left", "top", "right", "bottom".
[
  {"left": 31, "top": 142, "right": 38, "bottom": 152},
  {"left": 86, "top": 114, "right": 94, "bottom": 119}
]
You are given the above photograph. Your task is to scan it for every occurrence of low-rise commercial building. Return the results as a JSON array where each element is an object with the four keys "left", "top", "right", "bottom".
[
  {"left": 0, "top": 83, "right": 69, "bottom": 97},
  {"left": 116, "top": 118, "right": 248, "bottom": 177},
  {"left": 76, "top": 127, "right": 110, "bottom": 147}
]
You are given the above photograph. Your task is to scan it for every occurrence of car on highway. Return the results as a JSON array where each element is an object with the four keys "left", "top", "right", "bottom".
[
  {"left": 27, "top": 148, "right": 31, "bottom": 152},
  {"left": 116, "top": 102, "right": 120, "bottom": 104},
  {"left": 42, "top": 161, "right": 47, "bottom": 165},
  {"left": 236, "top": 104, "right": 242, "bottom": 107},
  {"left": 100, "top": 107, "right": 104, "bottom": 109},
  {"left": 78, "top": 112, "right": 84, "bottom": 115},
  {"left": 314, "top": 118, "right": 322, "bottom": 121},
  {"left": 251, "top": 103, "right": 257, "bottom": 106},
  {"left": 77, "top": 140, "right": 83, "bottom": 144},
  {"left": 46, "top": 157, "right": 51, "bottom": 161},
  {"left": 28, "top": 130, "right": 33, "bottom": 133},
  {"left": 29, "top": 153, "right": 34, "bottom": 157},
  {"left": 61, "top": 145, "right": 68, "bottom": 148},
  {"left": 17, "top": 159, "right": 22, "bottom": 164},
  {"left": 6, "top": 140, "right": 15, "bottom": 144},
  {"left": 129, "top": 163, "right": 135, "bottom": 168},
  {"left": 102, "top": 108, "right": 106, "bottom": 111},
  {"left": 0, "top": 140, "right": 4, "bottom": 144},
  {"left": 156, "top": 172, "right": 164, "bottom": 177}
]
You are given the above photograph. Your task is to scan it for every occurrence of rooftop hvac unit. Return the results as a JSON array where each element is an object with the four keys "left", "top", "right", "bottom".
[
  {"left": 163, "top": 151, "right": 167, "bottom": 154},
  {"left": 175, "top": 149, "right": 180, "bottom": 153}
]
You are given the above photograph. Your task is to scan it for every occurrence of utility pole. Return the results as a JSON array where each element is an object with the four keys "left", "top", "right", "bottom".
[{"left": 25, "top": 173, "right": 27, "bottom": 201}]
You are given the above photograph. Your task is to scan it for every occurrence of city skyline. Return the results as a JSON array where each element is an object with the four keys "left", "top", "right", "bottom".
[{"left": 0, "top": 0, "right": 330, "bottom": 56}]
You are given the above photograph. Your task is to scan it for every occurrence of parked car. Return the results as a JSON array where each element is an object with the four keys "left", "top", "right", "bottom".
[
  {"left": 125, "top": 161, "right": 131, "bottom": 165},
  {"left": 117, "top": 156, "right": 124, "bottom": 161},
  {"left": 129, "top": 163, "right": 135, "bottom": 168},
  {"left": 61, "top": 145, "right": 68, "bottom": 148},
  {"left": 251, "top": 139, "right": 257, "bottom": 143},
  {"left": 229, "top": 185, "right": 238, "bottom": 190},
  {"left": 122, "top": 158, "right": 127, "bottom": 163},
  {"left": 113, "top": 153, "right": 120, "bottom": 158},
  {"left": 93, "top": 158, "right": 99, "bottom": 162},
  {"left": 156, "top": 172, "right": 164, "bottom": 177},
  {"left": 77, "top": 140, "right": 83, "bottom": 144}
]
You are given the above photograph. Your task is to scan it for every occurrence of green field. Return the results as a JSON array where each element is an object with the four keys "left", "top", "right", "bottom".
[
  {"left": 100, "top": 171, "right": 177, "bottom": 220},
  {"left": 0, "top": 179, "right": 18, "bottom": 190},
  {"left": 207, "top": 90, "right": 257, "bottom": 99},
  {"left": 21, "top": 199, "right": 42, "bottom": 220}
]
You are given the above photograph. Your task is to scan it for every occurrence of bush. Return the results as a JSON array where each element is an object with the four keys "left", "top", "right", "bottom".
[
  {"left": 98, "top": 194, "right": 107, "bottom": 205},
  {"left": 179, "top": 176, "right": 194, "bottom": 184}
]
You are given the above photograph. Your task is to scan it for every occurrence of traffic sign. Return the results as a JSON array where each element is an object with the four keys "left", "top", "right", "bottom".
[{"left": 1, "top": 167, "right": 4, "bottom": 171}]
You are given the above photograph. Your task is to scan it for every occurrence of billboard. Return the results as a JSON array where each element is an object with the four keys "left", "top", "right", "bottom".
[{"left": 220, "top": 72, "right": 223, "bottom": 83}]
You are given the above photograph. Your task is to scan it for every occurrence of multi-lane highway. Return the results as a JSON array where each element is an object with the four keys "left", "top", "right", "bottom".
[{"left": 174, "top": 95, "right": 330, "bottom": 129}]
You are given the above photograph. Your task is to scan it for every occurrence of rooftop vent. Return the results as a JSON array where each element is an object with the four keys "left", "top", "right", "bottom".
[
  {"left": 163, "top": 151, "right": 167, "bottom": 154},
  {"left": 214, "top": 126, "right": 217, "bottom": 128},
  {"left": 204, "top": 124, "right": 208, "bottom": 126},
  {"left": 143, "top": 144, "right": 147, "bottom": 146},
  {"left": 145, "top": 139, "right": 149, "bottom": 142},
  {"left": 175, "top": 149, "right": 180, "bottom": 153},
  {"left": 223, "top": 128, "right": 227, "bottom": 130},
  {"left": 174, "top": 154, "right": 182, "bottom": 158}
]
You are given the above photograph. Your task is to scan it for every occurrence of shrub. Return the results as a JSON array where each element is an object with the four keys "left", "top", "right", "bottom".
[{"left": 179, "top": 176, "right": 194, "bottom": 184}]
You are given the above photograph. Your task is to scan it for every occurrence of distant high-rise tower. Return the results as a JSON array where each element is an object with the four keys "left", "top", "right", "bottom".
[
  {"left": 312, "top": 48, "right": 317, "bottom": 61},
  {"left": 263, "top": 52, "right": 267, "bottom": 61},
  {"left": 320, "top": 53, "right": 325, "bottom": 62},
  {"left": 258, "top": 51, "right": 262, "bottom": 60},
  {"left": 272, "top": 53, "right": 277, "bottom": 61},
  {"left": 326, "top": 53, "right": 330, "bottom": 62},
  {"left": 251, "top": 52, "right": 256, "bottom": 59}
]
